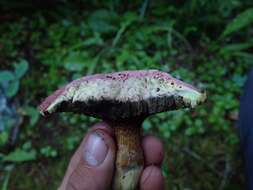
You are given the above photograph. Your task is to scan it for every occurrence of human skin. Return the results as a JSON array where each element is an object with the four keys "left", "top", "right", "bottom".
[
  {"left": 39, "top": 70, "right": 205, "bottom": 190},
  {"left": 59, "top": 122, "right": 164, "bottom": 190}
]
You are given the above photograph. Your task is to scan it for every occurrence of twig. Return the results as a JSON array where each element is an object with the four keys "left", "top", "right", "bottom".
[
  {"left": 112, "top": 20, "right": 132, "bottom": 47},
  {"left": 219, "top": 155, "right": 232, "bottom": 190},
  {"left": 139, "top": 0, "right": 149, "bottom": 19}
]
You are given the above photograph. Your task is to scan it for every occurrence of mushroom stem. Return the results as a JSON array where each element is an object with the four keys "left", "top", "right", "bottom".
[{"left": 110, "top": 119, "right": 144, "bottom": 190}]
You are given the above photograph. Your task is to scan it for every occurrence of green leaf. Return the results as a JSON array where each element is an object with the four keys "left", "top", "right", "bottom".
[
  {"left": 40, "top": 146, "right": 58, "bottom": 158},
  {"left": 0, "top": 71, "right": 15, "bottom": 83},
  {"left": 220, "top": 41, "right": 253, "bottom": 56},
  {"left": 14, "top": 59, "right": 29, "bottom": 78},
  {"left": 232, "top": 51, "right": 253, "bottom": 60},
  {"left": 3, "top": 148, "right": 36, "bottom": 162},
  {"left": 0, "top": 132, "right": 9, "bottom": 146},
  {"left": 64, "top": 52, "right": 87, "bottom": 72},
  {"left": 185, "top": 127, "right": 196, "bottom": 136},
  {"left": 22, "top": 141, "right": 32, "bottom": 150},
  {"left": 88, "top": 9, "right": 118, "bottom": 33},
  {"left": 1, "top": 165, "right": 13, "bottom": 190},
  {"left": 232, "top": 74, "right": 247, "bottom": 87},
  {"left": 22, "top": 106, "right": 40, "bottom": 126},
  {"left": 6, "top": 80, "right": 19, "bottom": 97},
  {"left": 222, "top": 8, "right": 253, "bottom": 37}
]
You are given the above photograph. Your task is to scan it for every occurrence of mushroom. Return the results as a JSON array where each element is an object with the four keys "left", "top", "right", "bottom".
[{"left": 38, "top": 69, "right": 206, "bottom": 190}]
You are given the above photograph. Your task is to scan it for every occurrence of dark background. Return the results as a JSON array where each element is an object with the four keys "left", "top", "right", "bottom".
[{"left": 0, "top": 0, "right": 253, "bottom": 189}]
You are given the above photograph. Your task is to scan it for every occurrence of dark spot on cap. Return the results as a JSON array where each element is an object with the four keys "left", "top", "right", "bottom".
[
  {"left": 118, "top": 73, "right": 126, "bottom": 77},
  {"left": 156, "top": 88, "right": 160, "bottom": 92},
  {"left": 159, "top": 78, "right": 164, "bottom": 83}
]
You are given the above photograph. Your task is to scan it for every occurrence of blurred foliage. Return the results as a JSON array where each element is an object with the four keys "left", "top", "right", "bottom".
[{"left": 0, "top": 0, "right": 253, "bottom": 189}]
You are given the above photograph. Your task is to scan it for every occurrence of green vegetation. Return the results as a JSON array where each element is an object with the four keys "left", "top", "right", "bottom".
[{"left": 0, "top": 1, "right": 252, "bottom": 189}]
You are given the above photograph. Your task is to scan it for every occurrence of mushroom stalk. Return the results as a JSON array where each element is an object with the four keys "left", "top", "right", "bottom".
[
  {"left": 38, "top": 70, "right": 207, "bottom": 190},
  {"left": 110, "top": 119, "right": 144, "bottom": 190}
]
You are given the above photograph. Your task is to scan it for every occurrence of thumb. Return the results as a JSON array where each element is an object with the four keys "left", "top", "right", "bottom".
[{"left": 59, "top": 123, "right": 116, "bottom": 190}]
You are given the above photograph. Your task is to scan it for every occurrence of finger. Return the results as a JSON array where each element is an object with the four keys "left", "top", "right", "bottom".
[
  {"left": 140, "top": 165, "right": 164, "bottom": 190},
  {"left": 142, "top": 135, "right": 164, "bottom": 166},
  {"left": 59, "top": 122, "right": 116, "bottom": 190},
  {"left": 90, "top": 122, "right": 114, "bottom": 137}
]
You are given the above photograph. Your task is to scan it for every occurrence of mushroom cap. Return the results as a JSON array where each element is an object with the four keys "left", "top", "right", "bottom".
[{"left": 38, "top": 70, "right": 206, "bottom": 120}]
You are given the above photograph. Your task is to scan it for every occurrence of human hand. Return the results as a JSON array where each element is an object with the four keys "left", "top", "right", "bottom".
[{"left": 59, "top": 122, "right": 164, "bottom": 190}]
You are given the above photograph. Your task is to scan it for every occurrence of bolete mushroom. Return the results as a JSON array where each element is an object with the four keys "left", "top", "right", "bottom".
[{"left": 38, "top": 69, "right": 206, "bottom": 190}]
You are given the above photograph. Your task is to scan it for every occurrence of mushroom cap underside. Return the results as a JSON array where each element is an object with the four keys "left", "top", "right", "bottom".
[{"left": 38, "top": 70, "right": 206, "bottom": 120}]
